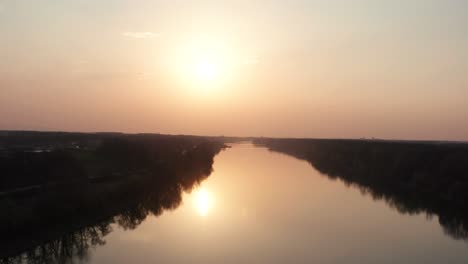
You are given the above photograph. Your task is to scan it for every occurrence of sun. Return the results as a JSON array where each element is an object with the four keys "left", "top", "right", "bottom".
[
  {"left": 170, "top": 39, "right": 236, "bottom": 94},
  {"left": 195, "top": 59, "right": 219, "bottom": 81}
]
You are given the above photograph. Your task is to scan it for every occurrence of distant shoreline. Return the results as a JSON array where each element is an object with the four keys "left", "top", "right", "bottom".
[{"left": 1, "top": 130, "right": 466, "bottom": 145}]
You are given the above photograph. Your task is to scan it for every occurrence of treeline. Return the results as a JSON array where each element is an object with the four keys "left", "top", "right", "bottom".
[
  {"left": 0, "top": 133, "right": 226, "bottom": 260},
  {"left": 254, "top": 138, "right": 468, "bottom": 240},
  {"left": 0, "top": 133, "right": 224, "bottom": 191}
]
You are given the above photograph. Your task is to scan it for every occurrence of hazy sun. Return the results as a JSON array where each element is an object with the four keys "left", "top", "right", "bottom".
[
  {"left": 171, "top": 39, "right": 237, "bottom": 94},
  {"left": 195, "top": 59, "right": 219, "bottom": 81}
]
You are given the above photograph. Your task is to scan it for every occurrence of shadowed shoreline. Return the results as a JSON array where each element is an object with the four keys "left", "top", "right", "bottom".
[
  {"left": 0, "top": 132, "right": 227, "bottom": 262},
  {"left": 254, "top": 138, "right": 468, "bottom": 241},
  {"left": 3, "top": 132, "right": 468, "bottom": 262}
]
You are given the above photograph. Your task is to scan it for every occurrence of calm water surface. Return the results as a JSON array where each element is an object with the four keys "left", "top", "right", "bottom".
[{"left": 85, "top": 144, "right": 468, "bottom": 263}]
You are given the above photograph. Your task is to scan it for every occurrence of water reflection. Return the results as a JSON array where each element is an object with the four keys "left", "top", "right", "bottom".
[
  {"left": 193, "top": 187, "right": 214, "bottom": 217},
  {"left": 1, "top": 223, "right": 112, "bottom": 264},
  {"left": 3, "top": 143, "right": 468, "bottom": 263},
  {"left": 1, "top": 166, "right": 215, "bottom": 264},
  {"left": 0, "top": 138, "right": 224, "bottom": 264},
  {"left": 255, "top": 138, "right": 468, "bottom": 242},
  {"left": 1, "top": 170, "right": 215, "bottom": 264}
]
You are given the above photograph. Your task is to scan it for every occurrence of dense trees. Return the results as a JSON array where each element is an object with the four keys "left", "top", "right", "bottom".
[
  {"left": 0, "top": 133, "right": 226, "bottom": 261},
  {"left": 255, "top": 138, "right": 468, "bottom": 240}
]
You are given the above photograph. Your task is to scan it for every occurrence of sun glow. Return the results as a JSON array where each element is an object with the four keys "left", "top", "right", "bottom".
[
  {"left": 169, "top": 38, "right": 240, "bottom": 96},
  {"left": 194, "top": 187, "right": 213, "bottom": 216},
  {"left": 195, "top": 58, "right": 219, "bottom": 81}
]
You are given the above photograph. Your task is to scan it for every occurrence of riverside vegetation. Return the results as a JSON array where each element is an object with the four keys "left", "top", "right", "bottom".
[{"left": 0, "top": 132, "right": 226, "bottom": 261}]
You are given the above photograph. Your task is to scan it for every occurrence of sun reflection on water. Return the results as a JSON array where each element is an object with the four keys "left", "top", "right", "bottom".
[{"left": 193, "top": 187, "right": 213, "bottom": 217}]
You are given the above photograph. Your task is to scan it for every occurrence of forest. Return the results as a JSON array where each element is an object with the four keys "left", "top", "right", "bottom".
[
  {"left": 255, "top": 138, "right": 468, "bottom": 240},
  {"left": 0, "top": 132, "right": 226, "bottom": 260}
]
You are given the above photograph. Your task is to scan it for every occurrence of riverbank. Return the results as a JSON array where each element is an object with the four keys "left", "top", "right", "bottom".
[
  {"left": 254, "top": 138, "right": 468, "bottom": 240},
  {"left": 0, "top": 132, "right": 227, "bottom": 259}
]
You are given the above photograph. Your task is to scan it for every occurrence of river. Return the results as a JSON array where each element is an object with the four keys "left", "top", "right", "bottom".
[{"left": 9, "top": 143, "right": 468, "bottom": 263}]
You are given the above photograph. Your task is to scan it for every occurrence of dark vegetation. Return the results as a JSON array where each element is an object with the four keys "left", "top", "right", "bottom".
[
  {"left": 255, "top": 138, "right": 468, "bottom": 241},
  {"left": 5, "top": 132, "right": 467, "bottom": 262},
  {"left": 0, "top": 131, "right": 226, "bottom": 262}
]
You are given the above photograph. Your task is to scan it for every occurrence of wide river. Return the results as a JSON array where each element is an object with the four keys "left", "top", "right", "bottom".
[{"left": 78, "top": 143, "right": 468, "bottom": 263}]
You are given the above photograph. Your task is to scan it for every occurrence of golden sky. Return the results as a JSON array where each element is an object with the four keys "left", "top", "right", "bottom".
[{"left": 0, "top": 1, "right": 467, "bottom": 140}]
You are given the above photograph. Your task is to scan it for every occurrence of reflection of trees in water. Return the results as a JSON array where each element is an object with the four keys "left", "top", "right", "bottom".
[
  {"left": 114, "top": 180, "right": 188, "bottom": 231},
  {"left": 1, "top": 222, "right": 111, "bottom": 264},
  {"left": 1, "top": 167, "right": 211, "bottom": 264},
  {"left": 0, "top": 138, "right": 223, "bottom": 264},
  {"left": 256, "top": 138, "right": 468, "bottom": 242}
]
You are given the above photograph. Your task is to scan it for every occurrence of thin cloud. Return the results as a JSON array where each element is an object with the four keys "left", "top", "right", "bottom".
[{"left": 121, "top": 31, "right": 159, "bottom": 39}]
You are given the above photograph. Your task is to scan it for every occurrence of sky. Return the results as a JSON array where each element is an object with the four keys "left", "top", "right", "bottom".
[{"left": 0, "top": 0, "right": 467, "bottom": 140}]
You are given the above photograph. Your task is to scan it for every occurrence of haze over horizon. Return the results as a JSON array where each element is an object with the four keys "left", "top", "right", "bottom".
[{"left": 1, "top": 0, "right": 467, "bottom": 140}]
